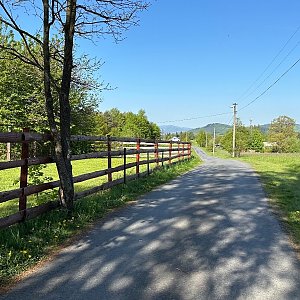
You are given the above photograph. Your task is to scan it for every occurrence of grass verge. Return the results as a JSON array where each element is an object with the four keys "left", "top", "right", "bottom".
[
  {"left": 238, "top": 153, "right": 300, "bottom": 247},
  {"left": 0, "top": 154, "right": 201, "bottom": 287},
  {"left": 197, "top": 146, "right": 300, "bottom": 248},
  {"left": 197, "top": 146, "right": 232, "bottom": 159}
]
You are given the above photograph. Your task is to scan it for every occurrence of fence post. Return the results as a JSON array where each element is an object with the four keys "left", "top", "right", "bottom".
[
  {"left": 169, "top": 142, "right": 172, "bottom": 165},
  {"left": 107, "top": 135, "right": 112, "bottom": 182},
  {"left": 6, "top": 125, "right": 11, "bottom": 161},
  {"left": 162, "top": 152, "right": 164, "bottom": 167},
  {"left": 19, "top": 128, "right": 29, "bottom": 219},
  {"left": 178, "top": 142, "right": 180, "bottom": 162},
  {"left": 188, "top": 143, "right": 191, "bottom": 159},
  {"left": 123, "top": 147, "right": 127, "bottom": 184},
  {"left": 182, "top": 143, "right": 184, "bottom": 161},
  {"left": 155, "top": 140, "right": 159, "bottom": 167},
  {"left": 147, "top": 151, "right": 150, "bottom": 175},
  {"left": 136, "top": 138, "right": 140, "bottom": 177}
]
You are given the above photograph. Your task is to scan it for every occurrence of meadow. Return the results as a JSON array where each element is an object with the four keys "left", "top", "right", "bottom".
[
  {"left": 0, "top": 155, "right": 155, "bottom": 218},
  {"left": 0, "top": 153, "right": 201, "bottom": 287},
  {"left": 238, "top": 153, "right": 300, "bottom": 245}
]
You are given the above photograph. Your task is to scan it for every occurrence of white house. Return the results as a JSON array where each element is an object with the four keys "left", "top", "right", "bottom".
[{"left": 171, "top": 137, "right": 180, "bottom": 142}]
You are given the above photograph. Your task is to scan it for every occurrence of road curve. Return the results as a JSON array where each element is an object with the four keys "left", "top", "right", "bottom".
[{"left": 1, "top": 147, "right": 300, "bottom": 299}]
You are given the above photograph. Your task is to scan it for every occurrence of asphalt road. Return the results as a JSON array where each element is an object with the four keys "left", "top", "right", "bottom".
[{"left": 2, "top": 147, "right": 300, "bottom": 300}]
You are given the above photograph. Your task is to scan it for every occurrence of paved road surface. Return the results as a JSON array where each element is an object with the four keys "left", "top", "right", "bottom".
[{"left": 2, "top": 148, "right": 300, "bottom": 299}]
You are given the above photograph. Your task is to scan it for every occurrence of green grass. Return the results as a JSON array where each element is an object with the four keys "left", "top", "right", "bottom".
[
  {"left": 0, "top": 156, "right": 156, "bottom": 218},
  {"left": 0, "top": 154, "right": 201, "bottom": 287},
  {"left": 197, "top": 145, "right": 300, "bottom": 247},
  {"left": 197, "top": 146, "right": 233, "bottom": 159},
  {"left": 238, "top": 153, "right": 300, "bottom": 245}
]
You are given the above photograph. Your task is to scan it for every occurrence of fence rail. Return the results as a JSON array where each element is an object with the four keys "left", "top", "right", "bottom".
[{"left": 0, "top": 130, "right": 192, "bottom": 229}]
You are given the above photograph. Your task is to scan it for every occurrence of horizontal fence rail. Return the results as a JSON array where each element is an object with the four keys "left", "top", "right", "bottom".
[{"left": 0, "top": 130, "right": 192, "bottom": 228}]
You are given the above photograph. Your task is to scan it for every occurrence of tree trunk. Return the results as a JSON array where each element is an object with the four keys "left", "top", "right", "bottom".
[
  {"left": 56, "top": 0, "right": 77, "bottom": 211},
  {"left": 42, "top": 0, "right": 76, "bottom": 212},
  {"left": 55, "top": 136, "right": 74, "bottom": 211}
]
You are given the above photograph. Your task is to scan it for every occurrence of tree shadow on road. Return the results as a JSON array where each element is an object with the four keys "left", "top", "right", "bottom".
[{"left": 2, "top": 159, "right": 300, "bottom": 299}]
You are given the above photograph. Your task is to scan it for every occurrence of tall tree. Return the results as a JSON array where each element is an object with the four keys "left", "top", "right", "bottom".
[
  {"left": 221, "top": 121, "right": 249, "bottom": 156},
  {"left": 247, "top": 126, "right": 264, "bottom": 152},
  {"left": 0, "top": 26, "right": 100, "bottom": 134},
  {"left": 268, "top": 115, "right": 299, "bottom": 152},
  {"left": 0, "top": 1, "right": 148, "bottom": 211},
  {"left": 195, "top": 131, "right": 207, "bottom": 147}
]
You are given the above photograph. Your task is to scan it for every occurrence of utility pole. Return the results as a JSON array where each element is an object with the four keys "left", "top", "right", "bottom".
[
  {"left": 249, "top": 119, "right": 253, "bottom": 150},
  {"left": 205, "top": 132, "right": 208, "bottom": 148},
  {"left": 213, "top": 127, "right": 216, "bottom": 156},
  {"left": 232, "top": 103, "right": 237, "bottom": 158}
]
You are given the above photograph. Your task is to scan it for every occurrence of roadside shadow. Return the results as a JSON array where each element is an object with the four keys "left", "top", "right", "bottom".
[
  {"left": 255, "top": 163, "right": 300, "bottom": 244},
  {"left": 2, "top": 156, "right": 300, "bottom": 299}
]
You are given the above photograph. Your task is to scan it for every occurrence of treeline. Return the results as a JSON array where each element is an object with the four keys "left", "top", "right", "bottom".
[
  {"left": 195, "top": 115, "right": 300, "bottom": 155},
  {"left": 0, "top": 43, "right": 160, "bottom": 157},
  {"left": 0, "top": 26, "right": 160, "bottom": 159},
  {"left": 0, "top": 106, "right": 161, "bottom": 159}
]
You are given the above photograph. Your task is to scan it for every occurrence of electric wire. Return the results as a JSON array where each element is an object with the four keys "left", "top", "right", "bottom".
[
  {"left": 237, "top": 25, "right": 300, "bottom": 104},
  {"left": 238, "top": 39, "right": 300, "bottom": 104},
  {"left": 157, "top": 111, "right": 231, "bottom": 124},
  {"left": 239, "top": 56, "right": 300, "bottom": 112},
  {"left": 158, "top": 26, "right": 300, "bottom": 127}
]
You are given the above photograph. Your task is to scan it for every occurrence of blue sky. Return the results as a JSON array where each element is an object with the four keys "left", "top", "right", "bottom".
[{"left": 78, "top": 0, "right": 300, "bottom": 128}]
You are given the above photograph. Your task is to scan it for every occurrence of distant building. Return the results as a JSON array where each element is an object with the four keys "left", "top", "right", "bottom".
[
  {"left": 263, "top": 141, "right": 277, "bottom": 149},
  {"left": 171, "top": 137, "right": 180, "bottom": 142}
]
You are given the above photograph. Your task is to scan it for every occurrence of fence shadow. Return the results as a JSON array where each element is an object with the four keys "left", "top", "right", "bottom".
[{"left": 2, "top": 156, "right": 300, "bottom": 299}]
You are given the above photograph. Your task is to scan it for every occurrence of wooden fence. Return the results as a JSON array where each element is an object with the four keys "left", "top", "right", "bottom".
[{"left": 0, "top": 130, "right": 192, "bottom": 229}]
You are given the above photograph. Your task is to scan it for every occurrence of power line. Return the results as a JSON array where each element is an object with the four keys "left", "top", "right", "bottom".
[
  {"left": 238, "top": 39, "right": 300, "bottom": 104},
  {"left": 157, "top": 112, "right": 231, "bottom": 124},
  {"left": 158, "top": 27, "right": 300, "bottom": 126},
  {"left": 239, "top": 56, "right": 300, "bottom": 112},
  {"left": 237, "top": 25, "right": 300, "bottom": 104},
  {"left": 159, "top": 52, "right": 299, "bottom": 126}
]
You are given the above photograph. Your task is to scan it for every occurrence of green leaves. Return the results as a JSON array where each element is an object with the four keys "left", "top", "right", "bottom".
[
  {"left": 195, "top": 131, "right": 208, "bottom": 147},
  {"left": 220, "top": 123, "right": 264, "bottom": 155},
  {"left": 97, "top": 108, "right": 161, "bottom": 139},
  {"left": 268, "top": 115, "right": 299, "bottom": 153}
]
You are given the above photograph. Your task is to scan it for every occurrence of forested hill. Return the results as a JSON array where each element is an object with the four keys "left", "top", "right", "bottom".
[
  {"left": 189, "top": 123, "right": 231, "bottom": 135},
  {"left": 162, "top": 123, "right": 300, "bottom": 135},
  {"left": 160, "top": 123, "right": 231, "bottom": 135}
]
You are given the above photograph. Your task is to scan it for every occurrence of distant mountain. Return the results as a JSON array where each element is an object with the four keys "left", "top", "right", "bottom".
[
  {"left": 160, "top": 125, "right": 192, "bottom": 134},
  {"left": 190, "top": 123, "right": 231, "bottom": 135},
  {"left": 161, "top": 123, "right": 300, "bottom": 136}
]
